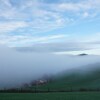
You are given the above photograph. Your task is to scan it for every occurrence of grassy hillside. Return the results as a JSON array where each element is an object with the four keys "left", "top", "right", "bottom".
[{"left": 29, "top": 66, "right": 100, "bottom": 91}]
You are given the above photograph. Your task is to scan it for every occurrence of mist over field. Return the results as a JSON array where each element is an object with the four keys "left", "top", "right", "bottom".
[{"left": 0, "top": 45, "right": 100, "bottom": 88}]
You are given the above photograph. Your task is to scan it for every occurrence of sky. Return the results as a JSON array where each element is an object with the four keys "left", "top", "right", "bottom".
[
  {"left": 1, "top": 0, "right": 100, "bottom": 88},
  {"left": 0, "top": 0, "right": 100, "bottom": 54}
]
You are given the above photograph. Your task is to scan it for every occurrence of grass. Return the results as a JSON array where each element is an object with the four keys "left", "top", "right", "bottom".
[
  {"left": 0, "top": 92, "right": 100, "bottom": 100},
  {"left": 29, "top": 70, "right": 100, "bottom": 91}
]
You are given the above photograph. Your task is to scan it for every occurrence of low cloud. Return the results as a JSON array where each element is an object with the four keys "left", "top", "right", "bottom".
[
  {"left": 14, "top": 41, "right": 100, "bottom": 53},
  {"left": 0, "top": 45, "right": 100, "bottom": 88}
]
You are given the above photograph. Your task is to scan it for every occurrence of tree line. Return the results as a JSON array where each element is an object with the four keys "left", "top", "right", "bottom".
[{"left": 0, "top": 88, "right": 100, "bottom": 93}]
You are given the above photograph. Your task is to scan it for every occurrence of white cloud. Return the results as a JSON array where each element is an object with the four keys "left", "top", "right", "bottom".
[
  {"left": 2, "top": 0, "right": 100, "bottom": 34},
  {"left": 13, "top": 41, "right": 100, "bottom": 54},
  {"left": 0, "top": 0, "right": 68, "bottom": 34},
  {"left": 55, "top": 3, "right": 80, "bottom": 12},
  {"left": 50, "top": 0, "right": 100, "bottom": 20},
  {"left": 0, "top": 21, "right": 28, "bottom": 33},
  {"left": 54, "top": 0, "right": 99, "bottom": 11},
  {"left": 82, "top": 12, "right": 89, "bottom": 18},
  {"left": 0, "top": 0, "right": 99, "bottom": 34},
  {"left": 0, "top": 0, "right": 100, "bottom": 47},
  {"left": 55, "top": 48, "right": 100, "bottom": 55},
  {"left": 0, "top": 34, "right": 68, "bottom": 47}
]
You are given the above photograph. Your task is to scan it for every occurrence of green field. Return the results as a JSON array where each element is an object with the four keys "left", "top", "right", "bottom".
[{"left": 0, "top": 92, "right": 100, "bottom": 100}]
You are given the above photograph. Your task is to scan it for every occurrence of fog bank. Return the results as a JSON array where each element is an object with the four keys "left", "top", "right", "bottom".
[{"left": 0, "top": 45, "right": 100, "bottom": 88}]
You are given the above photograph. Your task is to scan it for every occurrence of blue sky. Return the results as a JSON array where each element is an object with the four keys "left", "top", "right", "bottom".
[{"left": 0, "top": 0, "right": 100, "bottom": 54}]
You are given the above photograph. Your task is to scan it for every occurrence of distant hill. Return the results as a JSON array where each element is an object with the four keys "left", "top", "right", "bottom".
[
  {"left": 78, "top": 53, "right": 88, "bottom": 56},
  {"left": 28, "top": 63, "right": 100, "bottom": 91}
]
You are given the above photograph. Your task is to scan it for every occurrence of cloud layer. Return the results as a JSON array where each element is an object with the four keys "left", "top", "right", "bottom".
[{"left": 0, "top": 45, "right": 100, "bottom": 88}]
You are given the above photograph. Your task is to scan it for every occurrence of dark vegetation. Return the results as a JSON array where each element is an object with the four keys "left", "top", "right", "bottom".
[
  {"left": 1, "top": 92, "right": 100, "bottom": 100},
  {"left": 1, "top": 68, "right": 100, "bottom": 93},
  {"left": 78, "top": 53, "right": 88, "bottom": 56}
]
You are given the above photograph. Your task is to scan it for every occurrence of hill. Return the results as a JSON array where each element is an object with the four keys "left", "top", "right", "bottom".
[{"left": 28, "top": 63, "right": 100, "bottom": 91}]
